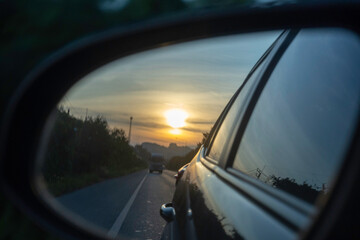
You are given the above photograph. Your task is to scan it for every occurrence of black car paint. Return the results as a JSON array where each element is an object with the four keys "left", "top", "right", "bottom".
[{"left": 172, "top": 148, "right": 300, "bottom": 240}]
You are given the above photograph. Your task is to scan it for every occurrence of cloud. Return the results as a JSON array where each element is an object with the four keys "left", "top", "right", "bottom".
[
  {"left": 187, "top": 119, "right": 215, "bottom": 125},
  {"left": 62, "top": 31, "right": 280, "bottom": 146}
]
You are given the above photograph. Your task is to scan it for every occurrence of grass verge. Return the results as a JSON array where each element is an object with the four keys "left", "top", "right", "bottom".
[{"left": 46, "top": 164, "right": 147, "bottom": 197}]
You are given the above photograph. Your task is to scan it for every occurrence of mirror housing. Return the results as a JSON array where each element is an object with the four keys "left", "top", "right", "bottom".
[{"left": 1, "top": 2, "right": 360, "bottom": 240}]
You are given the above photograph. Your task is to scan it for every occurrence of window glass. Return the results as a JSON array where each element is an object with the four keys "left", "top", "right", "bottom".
[
  {"left": 208, "top": 61, "right": 266, "bottom": 161},
  {"left": 233, "top": 29, "right": 360, "bottom": 204}
]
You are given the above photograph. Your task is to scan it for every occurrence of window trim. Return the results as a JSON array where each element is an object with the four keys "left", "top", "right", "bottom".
[
  {"left": 225, "top": 29, "right": 299, "bottom": 169},
  {"left": 205, "top": 30, "right": 291, "bottom": 168}
]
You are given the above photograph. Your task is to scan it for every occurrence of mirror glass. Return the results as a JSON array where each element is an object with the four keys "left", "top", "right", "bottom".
[
  {"left": 38, "top": 31, "right": 280, "bottom": 238},
  {"left": 37, "top": 28, "right": 360, "bottom": 239}
]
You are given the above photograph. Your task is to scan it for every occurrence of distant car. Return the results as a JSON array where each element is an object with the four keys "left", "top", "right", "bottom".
[
  {"left": 174, "top": 163, "right": 189, "bottom": 185},
  {"left": 160, "top": 28, "right": 360, "bottom": 240},
  {"left": 149, "top": 153, "right": 164, "bottom": 173}
]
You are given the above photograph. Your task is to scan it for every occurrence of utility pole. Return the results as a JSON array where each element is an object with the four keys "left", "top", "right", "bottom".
[
  {"left": 256, "top": 165, "right": 267, "bottom": 180},
  {"left": 128, "top": 116, "right": 133, "bottom": 144}
]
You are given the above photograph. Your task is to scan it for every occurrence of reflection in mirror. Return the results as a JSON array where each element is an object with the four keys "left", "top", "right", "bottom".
[{"left": 38, "top": 31, "right": 280, "bottom": 239}]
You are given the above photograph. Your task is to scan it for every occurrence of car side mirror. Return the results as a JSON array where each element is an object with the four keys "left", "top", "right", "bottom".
[
  {"left": 160, "top": 203, "right": 176, "bottom": 222},
  {"left": 1, "top": 2, "right": 360, "bottom": 240}
]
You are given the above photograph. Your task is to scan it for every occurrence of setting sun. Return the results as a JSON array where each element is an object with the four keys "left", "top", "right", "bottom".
[
  {"left": 165, "top": 109, "right": 188, "bottom": 129},
  {"left": 169, "top": 129, "right": 181, "bottom": 135}
]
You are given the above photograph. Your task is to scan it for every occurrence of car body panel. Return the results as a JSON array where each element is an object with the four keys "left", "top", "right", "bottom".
[{"left": 172, "top": 148, "right": 300, "bottom": 240}]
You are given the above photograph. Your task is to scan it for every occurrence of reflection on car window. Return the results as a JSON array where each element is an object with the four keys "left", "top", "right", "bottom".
[
  {"left": 233, "top": 29, "right": 360, "bottom": 204},
  {"left": 208, "top": 60, "right": 266, "bottom": 162}
]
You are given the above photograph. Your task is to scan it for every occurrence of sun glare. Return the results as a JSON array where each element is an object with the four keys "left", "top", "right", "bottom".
[
  {"left": 165, "top": 109, "right": 188, "bottom": 129},
  {"left": 170, "top": 129, "right": 181, "bottom": 135}
]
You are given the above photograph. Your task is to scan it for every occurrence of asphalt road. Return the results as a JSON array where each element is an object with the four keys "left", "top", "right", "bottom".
[{"left": 57, "top": 169, "right": 176, "bottom": 239}]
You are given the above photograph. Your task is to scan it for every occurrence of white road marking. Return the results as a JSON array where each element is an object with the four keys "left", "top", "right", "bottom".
[{"left": 107, "top": 173, "right": 148, "bottom": 238}]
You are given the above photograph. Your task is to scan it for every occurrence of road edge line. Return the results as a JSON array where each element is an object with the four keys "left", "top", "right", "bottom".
[{"left": 107, "top": 173, "right": 148, "bottom": 238}]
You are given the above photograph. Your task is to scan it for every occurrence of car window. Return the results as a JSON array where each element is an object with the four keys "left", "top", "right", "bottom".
[
  {"left": 207, "top": 58, "right": 267, "bottom": 162},
  {"left": 232, "top": 29, "right": 360, "bottom": 204}
]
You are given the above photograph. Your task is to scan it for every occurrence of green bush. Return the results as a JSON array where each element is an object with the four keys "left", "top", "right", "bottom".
[{"left": 42, "top": 107, "right": 147, "bottom": 196}]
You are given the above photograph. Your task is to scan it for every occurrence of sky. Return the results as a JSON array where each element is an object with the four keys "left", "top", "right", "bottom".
[{"left": 61, "top": 31, "right": 280, "bottom": 147}]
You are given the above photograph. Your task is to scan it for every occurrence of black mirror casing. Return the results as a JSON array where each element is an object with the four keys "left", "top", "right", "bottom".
[{"left": 1, "top": 2, "right": 360, "bottom": 240}]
